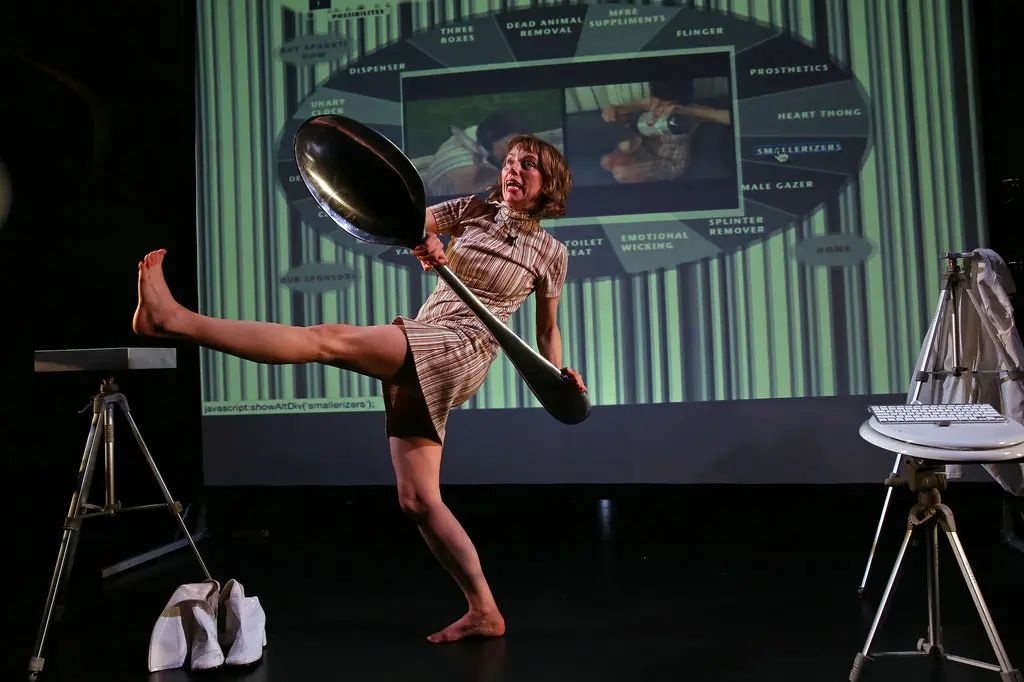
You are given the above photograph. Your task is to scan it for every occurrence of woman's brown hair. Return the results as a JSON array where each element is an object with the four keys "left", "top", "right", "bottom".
[{"left": 486, "top": 135, "right": 572, "bottom": 218}]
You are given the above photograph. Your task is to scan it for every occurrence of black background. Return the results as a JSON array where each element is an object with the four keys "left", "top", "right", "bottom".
[{"left": 1, "top": 0, "right": 1022, "bottom": 506}]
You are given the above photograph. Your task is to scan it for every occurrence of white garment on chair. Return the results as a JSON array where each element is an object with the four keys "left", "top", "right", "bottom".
[
  {"left": 969, "top": 248, "right": 1024, "bottom": 493},
  {"left": 908, "top": 249, "right": 1024, "bottom": 494}
]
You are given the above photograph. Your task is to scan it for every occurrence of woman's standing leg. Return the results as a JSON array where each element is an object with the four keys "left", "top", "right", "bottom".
[
  {"left": 390, "top": 435, "right": 505, "bottom": 642},
  {"left": 139, "top": 248, "right": 504, "bottom": 639},
  {"left": 133, "top": 249, "right": 408, "bottom": 379}
]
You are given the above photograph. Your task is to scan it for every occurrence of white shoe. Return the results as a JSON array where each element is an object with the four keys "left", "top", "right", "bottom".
[
  {"left": 189, "top": 598, "right": 225, "bottom": 671},
  {"left": 148, "top": 579, "right": 224, "bottom": 672},
  {"left": 219, "top": 579, "right": 267, "bottom": 666},
  {"left": 148, "top": 604, "right": 188, "bottom": 672}
]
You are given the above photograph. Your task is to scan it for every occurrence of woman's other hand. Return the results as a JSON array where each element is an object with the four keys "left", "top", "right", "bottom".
[
  {"left": 413, "top": 233, "right": 448, "bottom": 271},
  {"left": 560, "top": 367, "right": 587, "bottom": 393}
]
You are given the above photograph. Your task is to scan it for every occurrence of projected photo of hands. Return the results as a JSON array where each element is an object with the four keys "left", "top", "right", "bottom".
[
  {"left": 565, "top": 78, "right": 734, "bottom": 189},
  {"left": 401, "top": 50, "right": 740, "bottom": 219}
]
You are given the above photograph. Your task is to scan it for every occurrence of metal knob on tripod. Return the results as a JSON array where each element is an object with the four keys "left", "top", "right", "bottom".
[{"left": 28, "top": 348, "right": 210, "bottom": 681}]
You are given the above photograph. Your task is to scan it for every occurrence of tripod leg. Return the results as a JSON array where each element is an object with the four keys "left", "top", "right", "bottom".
[
  {"left": 909, "top": 283, "right": 953, "bottom": 404},
  {"left": 103, "top": 401, "right": 116, "bottom": 509},
  {"left": 850, "top": 523, "right": 916, "bottom": 682},
  {"left": 948, "top": 279, "right": 964, "bottom": 372},
  {"left": 943, "top": 525, "right": 1022, "bottom": 679},
  {"left": 858, "top": 452, "right": 902, "bottom": 594},
  {"left": 921, "top": 521, "right": 942, "bottom": 655},
  {"left": 116, "top": 399, "right": 211, "bottom": 580},
  {"left": 28, "top": 409, "right": 104, "bottom": 681}
]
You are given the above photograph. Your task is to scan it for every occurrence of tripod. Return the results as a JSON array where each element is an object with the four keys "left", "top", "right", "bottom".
[
  {"left": 858, "top": 252, "right": 1023, "bottom": 593},
  {"left": 850, "top": 457, "right": 1022, "bottom": 681},
  {"left": 28, "top": 377, "right": 211, "bottom": 681}
]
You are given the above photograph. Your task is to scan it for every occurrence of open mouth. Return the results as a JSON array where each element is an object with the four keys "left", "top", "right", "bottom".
[{"left": 505, "top": 180, "right": 523, "bottom": 192}]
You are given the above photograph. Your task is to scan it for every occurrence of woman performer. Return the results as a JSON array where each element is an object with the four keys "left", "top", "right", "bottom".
[{"left": 132, "top": 134, "right": 586, "bottom": 643}]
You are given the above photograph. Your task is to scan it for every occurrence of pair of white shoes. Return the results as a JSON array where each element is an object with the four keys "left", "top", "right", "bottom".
[{"left": 148, "top": 578, "right": 267, "bottom": 672}]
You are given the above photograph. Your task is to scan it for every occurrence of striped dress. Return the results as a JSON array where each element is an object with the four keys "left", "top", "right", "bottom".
[{"left": 387, "top": 195, "right": 568, "bottom": 443}]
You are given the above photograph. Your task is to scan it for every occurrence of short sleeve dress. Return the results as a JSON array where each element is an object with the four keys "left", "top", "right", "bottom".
[{"left": 383, "top": 195, "right": 568, "bottom": 443}]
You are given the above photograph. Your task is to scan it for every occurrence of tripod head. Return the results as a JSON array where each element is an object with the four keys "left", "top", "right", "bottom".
[
  {"left": 885, "top": 457, "right": 948, "bottom": 494},
  {"left": 885, "top": 458, "right": 950, "bottom": 517}
]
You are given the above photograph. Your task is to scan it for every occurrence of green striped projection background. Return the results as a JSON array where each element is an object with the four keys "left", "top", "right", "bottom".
[{"left": 196, "top": 0, "right": 985, "bottom": 416}]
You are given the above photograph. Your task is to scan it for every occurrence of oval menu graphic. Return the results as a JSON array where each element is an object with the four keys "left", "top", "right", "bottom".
[{"left": 276, "top": 4, "right": 870, "bottom": 280}]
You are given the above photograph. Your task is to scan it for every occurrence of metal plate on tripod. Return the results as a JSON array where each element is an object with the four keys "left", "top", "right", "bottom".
[{"left": 34, "top": 348, "right": 177, "bottom": 372}]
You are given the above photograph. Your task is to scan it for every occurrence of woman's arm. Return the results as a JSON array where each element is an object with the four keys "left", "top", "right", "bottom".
[
  {"left": 414, "top": 208, "right": 446, "bottom": 270},
  {"left": 602, "top": 97, "right": 654, "bottom": 122},
  {"left": 425, "top": 207, "right": 439, "bottom": 235},
  {"left": 536, "top": 295, "right": 587, "bottom": 392},
  {"left": 417, "top": 195, "right": 485, "bottom": 269},
  {"left": 536, "top": 295, "right": 563, "bottom": 368}
]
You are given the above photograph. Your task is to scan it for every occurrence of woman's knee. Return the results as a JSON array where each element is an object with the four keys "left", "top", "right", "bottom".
[
  {"left": 397, "top": 489, "right": 441, "bottom": 523},
  {"left": 309, "top": 323, "right": 409, "bottom": 378}
]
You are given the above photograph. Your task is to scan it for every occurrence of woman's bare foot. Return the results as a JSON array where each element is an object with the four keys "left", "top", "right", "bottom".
[
  {"left": 132, "top": 249, "right": 185, "bottom": 336},
  {"left": 426, "top": 609, "right": 505, "bottom": 643}
]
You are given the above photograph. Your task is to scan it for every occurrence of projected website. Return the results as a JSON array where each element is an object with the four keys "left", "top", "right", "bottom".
[{"left": 197, "top": 0, "right": 982, "bottom": 417}]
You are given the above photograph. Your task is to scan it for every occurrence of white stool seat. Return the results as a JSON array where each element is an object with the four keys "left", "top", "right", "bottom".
[
  {"left": 866, "top": 415, "right": 1024, "bottom": 451},
  {"left": 860, "top": 419, "right": 1024, "bottom": 463}
]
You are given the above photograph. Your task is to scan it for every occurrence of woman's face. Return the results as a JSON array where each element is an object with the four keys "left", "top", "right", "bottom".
[{"left": 501, "top": 146, "right": 543, "bottom": 213}]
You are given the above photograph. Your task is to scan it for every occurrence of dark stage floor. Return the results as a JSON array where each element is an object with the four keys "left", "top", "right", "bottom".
[{"left": 10, "top": 483, "right": 1024, "bottom": 682}]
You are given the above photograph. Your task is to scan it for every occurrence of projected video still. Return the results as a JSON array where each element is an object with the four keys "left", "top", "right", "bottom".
[{"left": 401, "top": 50, "right": 740, "bottom": 221}]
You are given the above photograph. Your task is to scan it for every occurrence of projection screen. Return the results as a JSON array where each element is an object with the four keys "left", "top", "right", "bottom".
[{"left": 196, "top": 0, "right": 987, "bottom": 485}]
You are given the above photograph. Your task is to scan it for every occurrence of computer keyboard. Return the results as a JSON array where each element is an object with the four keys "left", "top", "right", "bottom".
[{"left": 869, "top": 403, "right": 1006, "bottom": 424}]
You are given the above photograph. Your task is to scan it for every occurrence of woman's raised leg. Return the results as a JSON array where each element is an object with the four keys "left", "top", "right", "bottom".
[
  {"left": 390, "top": 435, "right": 505, "bottom": 643},
  {"left": 133, "top": 249, "right": 408, "bottom": 380}
]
